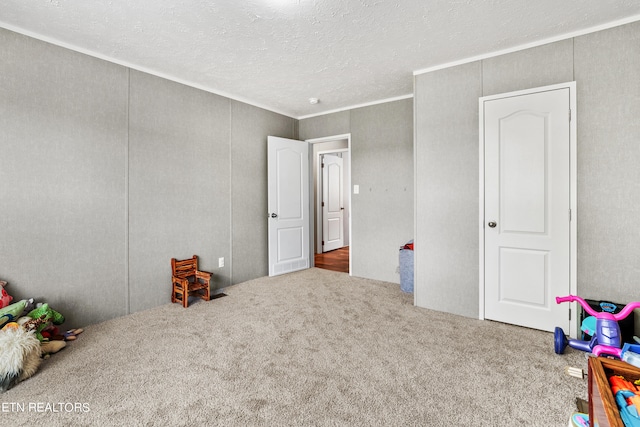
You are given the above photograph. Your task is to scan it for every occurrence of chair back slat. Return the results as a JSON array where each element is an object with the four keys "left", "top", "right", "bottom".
[{"left": 171, "top": 255, "right": 198, "bottom": 276}]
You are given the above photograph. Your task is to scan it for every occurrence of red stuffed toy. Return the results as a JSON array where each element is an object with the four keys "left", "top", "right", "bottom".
[{"left": 0, "top": 281, "right": 13, "bottom": 309}]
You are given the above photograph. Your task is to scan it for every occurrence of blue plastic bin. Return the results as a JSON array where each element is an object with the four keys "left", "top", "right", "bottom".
[{"left": 399, "top": 240, "right": 414, "bottom": 293}]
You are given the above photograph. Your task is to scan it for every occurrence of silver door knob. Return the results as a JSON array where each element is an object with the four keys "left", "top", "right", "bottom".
[
  {"left": 488, "top": 221, "right": 497, "bottom": 228},
  {"left": 270, "top": 213, "right": 278, "bottom": 218}
]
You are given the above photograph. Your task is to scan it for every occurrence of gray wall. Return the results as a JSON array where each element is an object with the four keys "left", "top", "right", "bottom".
[
  {"left": 574, "top": 24, "right": 640, "bottom": 304},
  {"left": 0, "top": 28, "right": 296, "bottom": 327},
  {"left": 0, "top": 29, "right": 130, "bottom": 324},
  {"left": 299, "top": 111, "right": 350, "bottom": 140},
  {"left": 300, "top": 99, "right": 415, "bottom": 284},
  {"left": 127, "top": 71, "right": 232, "bottom": 314},
  {"left": 414, "top": 61, "right": 482, "bottom": 317},
  {"left": 415, "top": 21, "right": 640, "bottom": 323}
]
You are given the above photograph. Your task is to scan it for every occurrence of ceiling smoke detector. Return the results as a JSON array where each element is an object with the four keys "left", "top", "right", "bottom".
[{"left": 309, "top": 98, "right": 319, "bottom": 104}]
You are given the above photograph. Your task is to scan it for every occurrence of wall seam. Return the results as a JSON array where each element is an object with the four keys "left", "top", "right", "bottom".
[
  {"left": 572, "top": 37, "right": 576, "bottom": 81},
  {"left": 228, "top": 102, "right": 234, "bottom": 286},
  {"left": 125, "top": 68, "right": 131, "bottom": 315},
  {"left": 412, "top": 76, "right": 418, "bottom": 306},
  {"left": 348, "top": 109, "right": 353, "bottom": 276},
  {"left": 480, "top": 58, "right": 485, "bottom": 97}
]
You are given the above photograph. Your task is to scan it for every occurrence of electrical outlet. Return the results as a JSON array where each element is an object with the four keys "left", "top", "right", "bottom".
[{"left": 218, "top": 257, "right": 224, "bottom": 268}]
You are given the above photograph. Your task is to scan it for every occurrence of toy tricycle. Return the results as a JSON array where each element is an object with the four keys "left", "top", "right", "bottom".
[{"left": 554, "top": 295, "right": 640, "bottom": 358}]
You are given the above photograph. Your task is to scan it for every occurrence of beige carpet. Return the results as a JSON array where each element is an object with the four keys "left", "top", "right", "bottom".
[{"left": 2, "top": 268, "right": 587, "bottom": 426}]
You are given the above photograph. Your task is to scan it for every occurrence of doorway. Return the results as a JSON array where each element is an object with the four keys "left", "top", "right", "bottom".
[
  {"left": 479, "top": 82, "right": 578, "bottom": 337},
  {"left": 314, "top": 246, "right": 349, "bottom": 273},
  {"left": 307, "top": 134, "right": 352, "bottom": 274}
]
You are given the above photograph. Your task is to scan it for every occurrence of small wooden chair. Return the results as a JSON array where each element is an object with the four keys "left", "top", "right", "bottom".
[{"left": 171, "top": 255, "right": 212, "bottom": 308}]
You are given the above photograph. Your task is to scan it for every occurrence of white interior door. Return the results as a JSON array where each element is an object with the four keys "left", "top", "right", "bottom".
[
  {"left": 268, "top": 136, "right": 310, "bottom": 277},
  {"left": 322, "top": 154, "right": 344, "bottom": 252},
  {"left": 482, "top": 87, "right": 571, "bottom": 333}
]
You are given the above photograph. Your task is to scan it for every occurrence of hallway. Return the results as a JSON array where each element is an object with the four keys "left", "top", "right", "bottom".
[{"left": 314, "top": 247, "right": 349, "bottom": 273}]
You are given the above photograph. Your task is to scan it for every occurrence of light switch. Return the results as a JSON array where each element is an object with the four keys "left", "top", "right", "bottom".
[
  {"left": 218, "top": 257, "right": 224, "bottom": 268},
  {"left": 354, "top": 184, "right": 359, "bottom": 194}
]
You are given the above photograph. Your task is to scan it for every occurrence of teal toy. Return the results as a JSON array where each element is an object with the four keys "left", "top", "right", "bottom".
[{"left": 581, "top": 316, "right": 596, "bottom": 337}]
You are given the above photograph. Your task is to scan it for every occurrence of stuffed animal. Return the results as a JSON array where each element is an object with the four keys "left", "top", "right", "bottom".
[
  {"left": 14, "top": 320, "right": 73, "bottom": 357},
  {"left": 17, "top": 315, "right": 48, "bottom": 334},
  {"left": 1, "top": 322, "right": 20, "bottom": 332},
  {"left": 64, "top": 328, "right": 84, "bottom": 341},
  {"left": 0, "top": 300, "right": 28, "bottom": 329},
  {"left": 20, "top": 298, "right": 35, "bottom": 317},
  {"left": 26, "top": 303, "right": 65, "bottom": 342},
  {"left": 0, "top": 324, "right": 42, "bottom": 392},
  {"left": 0, "top": 281, "right": 12, "bottom": 309},
  {"left": 40, "top": 340, "right": 66, "bottom": 358},
  {"left": 40, "top": 325, "right": 84, "bottom": 341}
]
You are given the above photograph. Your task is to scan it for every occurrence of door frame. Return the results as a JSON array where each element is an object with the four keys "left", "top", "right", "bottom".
[
  {"left": 306, "top": 133, "right": 352, "bottom": 275},
  {"left": 478, "top": 81, "right": 578, "bottom": 338}
]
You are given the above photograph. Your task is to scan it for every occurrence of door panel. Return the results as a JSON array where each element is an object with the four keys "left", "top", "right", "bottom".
[
  {"left": 268, "top": 136, "right": 309, "bottom": 277},
  {"left": 499, "top": 248, "right": 547, "bottom": 305},
  {"left": 483, "top": 88, "right": 570, "bottom": 333},
  {"left": 276, "top": 149, "right": 303, "bottom": 219},
  {"left": 500, "top": 112, "right": 547, "bottom": 233},
  {"left": 277, "top": 227, "right": 304, "bottom": 260},
  {"left": 322, "top": 154, "right": 344, "bottom": 252}
]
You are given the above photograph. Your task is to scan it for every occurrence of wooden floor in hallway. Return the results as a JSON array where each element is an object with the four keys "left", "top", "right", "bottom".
[{"left": 314, "top": 246, "right": 349, "bottom": 273}]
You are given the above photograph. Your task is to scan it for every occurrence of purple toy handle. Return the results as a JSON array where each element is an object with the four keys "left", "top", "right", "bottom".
[{"left": 556, "top": 295, "right": 640, "bottom": 321}]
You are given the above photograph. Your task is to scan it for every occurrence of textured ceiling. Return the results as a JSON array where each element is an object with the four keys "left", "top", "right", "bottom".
[{"left": 1, "top": 1, "right": 640, "bottom": 118}]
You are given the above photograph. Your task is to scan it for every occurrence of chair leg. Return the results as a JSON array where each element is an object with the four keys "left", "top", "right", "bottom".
[{"left": 183, "top": 289, "right": 189, "bottom": 308}]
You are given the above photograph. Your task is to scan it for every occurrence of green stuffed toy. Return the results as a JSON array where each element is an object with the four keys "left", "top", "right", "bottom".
[
  {"left": 26, "top": 304, "right": 65, "bottom": 342},
  {"left": 0, "top": 300, "right": 28, "bottom": 329}
]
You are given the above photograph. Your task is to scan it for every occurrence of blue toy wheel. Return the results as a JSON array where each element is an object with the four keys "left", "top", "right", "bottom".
[{"left": 554, "top": 327, "right": 568, "bottom": 354}]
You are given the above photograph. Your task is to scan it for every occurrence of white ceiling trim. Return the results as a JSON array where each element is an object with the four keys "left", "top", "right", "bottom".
[
  {"left": 414, "top": 13, "right": 640, "bottom": 76},
  {"left": 297, "top": 94, "right": 414, "bottom": 120}
]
